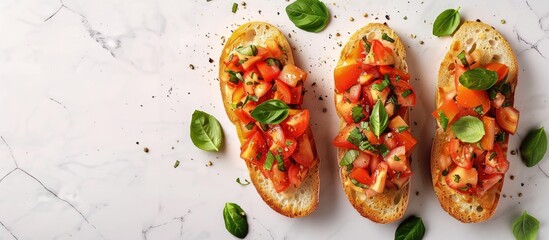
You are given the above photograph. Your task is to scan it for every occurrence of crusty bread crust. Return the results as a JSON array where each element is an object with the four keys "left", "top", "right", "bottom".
[
  {"left": 431, "top": 21, "right": 518, "bottom": 223},
  {"left": 219, "top": 22, "right": 319, "bottom": 218},
  {"left": 336, "top": 23, "right": 410, "bottom": 223}
]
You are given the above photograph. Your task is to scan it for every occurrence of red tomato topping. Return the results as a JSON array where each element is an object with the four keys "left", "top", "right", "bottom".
[
  {"left": 279, "top": 64, "right": 307, "bottom": 87},
  {"left": 496, "top": 107, "right": 519, "bottom": 135}
]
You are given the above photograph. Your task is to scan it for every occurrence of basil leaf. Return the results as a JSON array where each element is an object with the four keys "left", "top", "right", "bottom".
[
  {"left": 190, "top": 110, "right": 223, "bottom": 151},
  {"left": 459, "top": 68, "right": 498, "bottom": 90},
  {"left": 347, "top": 127, "right": 364, "bottom": 146},
  {"left": 361, "top": 121, "right": 370, "bottom": 131},
  {"left": 397, "top": 126, "right": 409, "bottom": 133},
  {"left": 457, "top": 50, "right": 469, "bottom": 68},
  {"left": 223, "top": 202, "right": 248, "bottom": 239},
  {"left": 370, "top": 99, "right": 389, "bottom": 137},
  {"left": 473, "top": 105, "right": 484, "bottom": 115},
  {"left": 266, "top": 58, "right": 283, "bottom": 69},
  {"left": 339, "top": 149, "right": 359, "bottom": 168},
  {"left": 401, "top": 89, "right": 413, "bottom": 98},
  {"left": 236, "top": 178, "right": 250, "bottom": 186},
  {"left": 352, "top": 106, "right": 365, "bottom": 123},
  {"left": 236, "top": 45, "right": 258, "bottom": 56},
  {"left": 286, "top": 0, "right": 330, "bottom": 33},
  {"left": 382, "top": 33, "right": 395, "bottom": 43},
  {"left": 226, "top": 70, "right": 243, "bottom": 85},
  {"left": 520, "top": 127, "right": 547, "bottom": 167},
  {"left": 251, "top": 99, "right": 289, "bottom": 124},
  {"left": 451, "top": 116, "right": 485, "bottom": 143},
  {"left": 395, "top": 215, "right": 425, "bottom": 240},
  {"left": 264, "top": 151, "right": 275, "bottom": 170},
  {"left": 362, "top": 36, "right": 371, "bottom": 53},
  {"left": 377, "top": 144, "right": 390, "bottom": 157},
  {"left": 513, "top": 211, "right": 539, "bottom": 240},
  {"left": 432, "top": 7, "right": 461, "bottom": 37},
  {"left": 438, "top": 111, "right": 449, "bottom": 131},
  {"left": 275, "top": 154, "right": 286, "bottom": 171}
]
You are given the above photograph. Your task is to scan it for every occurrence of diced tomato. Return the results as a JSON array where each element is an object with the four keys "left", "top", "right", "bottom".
[
  {"left": 240, "top": 131, "right": 267, "bottom": 162},
  {"left": 480, "top": 116, "right": 496, "bottom": 150},
  {"left": 484, "top": 144, "right": 509, "bottom": 174},
  {"left": 243, "top": 68, "right": 260, "bottom": 95},
  {"left": 364, "top": 128, "right": 381, "bottom": 145},
  {"left": 336, "top": 99, "right": 358, "bottom": 124},
  {"left": 492, "top": 92, "right": 505, "bottom": 109},
  {"left": 385, "top": 146, "right": 409, "bottom": 172},
  {"left": 394, "top": 131, "right": 417, "bottom": 156},
  {"left": 283, "top": 110, "right": 310, "bottom": 138},
  {"left": 279, "top": 64, "right": 307, "bottom": 87},
  {"left": 290, "top": 84, "right": 303, "bottom": 105},
  {"left": 451, "top": 144, "right": 474, "bottom": 169},
  {"left": 288, "top": 164, "right": 308, "bottom": 188},
  {"left": 388, "top": 115, "right": 409, "bottom": 132},
  {"left": 379, "top": 65, "right": 410, "bottom": 81},
  {"left": 344, "top": 84, "right": 362, "bottom": 103},
  {"left": 350, "top": 167, "right": 373, "bottom": 185},
  {"left": 234, "top": 108, "right": 254, "bottom": 124},
  {"left": 496, "top": 107, "right": 519, "bottom": 134},
  {"left": 394, "top": 87, "right": 416, "bottom": 107},
  {"left": 333, "top": 124, "right": 358, "bottom": 149},
  {"left": 224, "top": 54, "right": 240, "bottom": 65},
  {"left": 454, "top": 64, "right": 467, "bottom": 91},
  {"left": 239, "top": 121, "right": 258, "bottom": 139},
  {"left": 254, "top": 80, "right": 272, "bottom": 98},
  {"left": 334, "top": 63, "right": 363, "bottom": 93},
  {"left": 347, "top": 40, "right": 366, "bottom": 62},
  {"left": 231, "top": 85, "right": 246, "bottom": 105},
  {"left": 266, "top": 125, "right": 296, "bottom": 159},
  {"left": 484, "top": 62, "right": 509, "bottom": 82},
  {"left": 256, "top": 61, "right": 281, "bottom": 82},
  {"left": 456, "top": 85, "right": 491, "bottom": 113},
  {"left": 265, "top": 39, "right": 284, "bottom": 58},
  {"left": 271, "top": 166, "right": 290, "bottom": 192},
  {"left": 439, "top": 155, "right": 453, "bottom": 171},
  {"left": 370, "top": 162, "right": 389, "bottom": 193},
  {"left": 391, "top": 175, "right": 411, "bottom": 189},
  {"left": 446, "top": 166, "right": 478, "bottom": 191},
  {"left": 382, "top": 132, "right": 399, "bottom": 150},
  {"left": 390, "top": 77, "right": 413, "bottom": 91},
  {"left": 292, "top": 134, "right": 315, "bottom": 167},
  {"left": 477, "top": 174, "right": 502, "bottom": 196},
  {"left": 353, "top": 151, "right": 371, "bottom": 169},
  {"left": 273, "top": 80, "right": 292, "bottom": 104},
  {"left": 359, "top": 66, "right": 380, "bottom": 85},
  {"left": 443, "top": 138, "right": 461, "bottom": 156},
  {"left": 369, "top": 154, "right": 381, "bottom": 173},
  {"left": 241, "top": 55, "right": 263, "bottom": 71},
  {"left": 369, "top": 80, "right": 391, "bottom": 104},
  {"left": 432, "top": 99, "right": 460, "bottom": 124},
  {"left": 368, "top": 40, "right": 395, "bottom": 66}
]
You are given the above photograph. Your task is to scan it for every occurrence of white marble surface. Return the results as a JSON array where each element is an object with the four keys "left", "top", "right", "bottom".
[{"left": 1, "top": 0, "right": 548, "bottom": 239}]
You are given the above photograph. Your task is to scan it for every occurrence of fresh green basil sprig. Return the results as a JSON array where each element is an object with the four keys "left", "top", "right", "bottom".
[
  {"left": 286, "top": 0, "right": 330, "bottom": 33},
  {"left": 251, "top": 99, "right": 290, "bottom": 124},
  {"left": 451, "top": 116, "right": 485, "bottom": 143},
  {"left": 339, "top": 149, "right": 359, "bottom": 169},
  {"left": 433, "top": 7, "right": 461, "bottom": 37},
  {"left": 512, "top": 211, "right": 539, "bottom": 240},
  {"left": 223, "top": 202, "right": 248, "bottom": 239},
  {"left": 190, "top": 110, "right": 223, "bottom": 151},
  {"left": 370, "top": 99, "right": 389, "bottom": 137},
  {"left": 520, "top": 127, "right": 547, "bottom": 167},
  {"left": 459, "top": 68, "right": 498, "bottom": 90},
  {"left": 395, "top": 215, "right": 425, "bottom": 240}
]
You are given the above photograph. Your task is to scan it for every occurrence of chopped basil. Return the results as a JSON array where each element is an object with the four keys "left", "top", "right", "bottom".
[
  {"left": 351, "top": 106, "right": 365, "bottom": 123},
  {"left": 382, "top": 33, "right": 395, "bottom": 43},
  {"left": 459, "top": 68, "right": 498, "bottom": 90},
  {"left": 251, "top": 99, "right": 289, "bottom": 124},
  {"left": 285, "top": 140, "right": 292, "bottom": 146},
  {"left": 339, "top": 149, "right": 359, "bottom": 168},
  {"left": 394, "top": 155, "right": 401, "bottom": 161},
  {"left": 359, "top": 140, "right": 375, "bottom": 151},
  {"left": 350, "top": 178, "right": 367, "bottom": 188},
  {"left": 457, "top": 50, "right": 469, "bottom": 68},
  {"left": 458, "top": 183, "right": 472, "bottom": 191},
  {"left": 401, "top": 89, "right": 413, "bottom": 98},
  {"left": 263, "top": 151, "right": 275, "bottom": 170},
  {"left": 265, "top": 58, "right": 283, "bottom": 69},
  {"left": 496, "top": 132, "right": 506, "bottom": 143},
  {"left": 442, "top": 169, "right": 449, "bottom": 176},
  {"left": 438, "top": 110, "right": 449, "bottom": 131},
  {"left": 236, "top": 178, "right": 250, "bottom": 186},
  {"left": 231, "top": 3, "right": 238, "bottom": 13},
  {"left": 370, "top": 99, "right": 389, "bottom": 138},
  {"left": 361, "top": 121, "right": 370, "bottom": 131},
  {"left": 275, "top": 154, "right": 285, "bottom": 171},
  {"left": 473, "top": 105, "right": 484, "bottom": 115},
  {"left": 226, "top": 70, "right": 243, "bottom": 84},
  {"left": 451, "top": 116, "right": 485, "bottom": 143},
  {"left": 453, "top": 174, "right": 461, "bottom": 183},
  {"left": 397, "top": 126, "right": 409, "bottom": 133},
  {"left": 489, "top": 152, "right": 497, "bottom": 160},
  {"left": 347, "top": 127, "right": 364, "bottom": 146},
  {"left": 373, "top": 74, "right": 391, "bottom": 91},
  {"left": 236, "top": 45, "right": 258, "bottom": 56},
  {"left": 502, "top": 102, "right": 512, "bottom": 108},
  {"left": 244, "top": 122, "right": 255, "bottom": 130},
  {"left": 377, "top": 144, "right": 390, "bottom": 157},
  {"left": 520, "top": 127, "right": 547, "bottom": 167},
  {"left": 362, "top": 36, "right": 371, "bottom": 53}
]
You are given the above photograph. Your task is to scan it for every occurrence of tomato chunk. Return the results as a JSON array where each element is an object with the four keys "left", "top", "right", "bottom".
[
  {"left": 334, "top": 63, "right": 363, "bottom": 93},
  {"left": 290, "top": 84, "right": 303, "bottom": 105},
  {"left": 484, "top": 144, "right": 509, "bottom": 174},
  {"left": 288, "top": 164, "right": 308, "bottom": 188},
  {"left": 379, "top": 65, "right": 410, "bottom": 81},
  {"left": 273, "top": 80, "right": 292, "bottom": 104},
  {"left": 271, "top": 166, "right": 290, "bottom": 192},
  {"left": 456, "top": 85, "right": 491, "bottom": 113},
  {"left": 265, "top": 39, "right": 283, "bottom": 58},
  {"left": 480, "top": 116, "right": 496, "bottom": 150},
  {"left": 344, "top": 84, "right": 362, "bottom": 103},
  {"left": 240, "top": 131, "right": 267, "bottom": 162},
  {"left": 370, "top": 162, "right": 389, "bottom": 193},
  {"left": 385, "top": 146, "right": 409, "bottom": 172},
  {"left": 349, "top": 168, "right": 373, "bottom": 185},
  {"left": 446, "top": 166, "right": 478, "bottom": 191},
  {"left": 394, "top": 87, "right": 416, "bottom": 107},
  {"left": 477, "top": 174, "right": 502, "bottom": 196},
  {"left": 352, "top": 151, "right": 371, "bottom": 169},
  {"left": 256, "top": 61, "right": 280, "bottom": 82},
  {"left": 279, "top": 64, "right": 307, "bottom": 87},
  {"left": 366, "top": 40, "right": 395, "bottom": 66},
  {"left": 333, "top": 124, "right": 359, "bottom": 149},
  {"left": 292, "top": 134, "right": 315, "bottom": 167},
  {"left": 394, "top": 131, "right": 417, "bottom": 155},
  {"left": 241, "top": 55, "right": 263, "bottom": 71},
  {"left": 484, "top": 62, "right": 509, "bottom": 82},
  {"left": 283, "top": 110, "right": 310, "bottom": 138},
  {"left": 388, "top": 115, "right": 409, "bottom": 132},
  {"left": 496, "top": 107, "right": 519, "bottom": 135},
  {"left": 432, "top": 99, "right": 460, "bottom": 123}
]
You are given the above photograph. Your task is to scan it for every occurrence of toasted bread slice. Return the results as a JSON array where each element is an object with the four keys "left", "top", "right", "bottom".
[
  {"left": 431, "top": 21, "right": 518, "bottom": 223},
  {"left": 336, "top": 23, "right": 410, "bottom": 223},
  {"left": 219, "top": 22, "right": 319, "bottom": 218}
]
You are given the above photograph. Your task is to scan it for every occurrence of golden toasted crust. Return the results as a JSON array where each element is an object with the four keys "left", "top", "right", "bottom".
[
  {"left": 219, "top": 22, "right": 319, "bottom": 218},
  {"left": 336, "top": 23, "right": 410, "bottom": 223},
  {"left": 431, "top": 21, "right": 518, "bottom": 223}
]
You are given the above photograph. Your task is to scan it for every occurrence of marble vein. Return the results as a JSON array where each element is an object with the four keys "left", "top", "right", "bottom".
[
  {"left": 49, "top": 97, "right": 67, "bottom": 109},
  {"left": 0, "top": 220, "right": 18, "bottom": 240},
  {"left": 538, "top": 165, "right": 549, "bottom": 178},
  {"left": 141, "top": 215, "right": 188, "bottom": 240},
  {"left": 0, "top": 136, "right": 106, "bottom": 239},
  {"left": 516, "top": 0, "right": 549, "bottom": 59}
]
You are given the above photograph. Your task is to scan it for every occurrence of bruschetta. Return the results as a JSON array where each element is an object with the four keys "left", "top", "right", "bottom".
[
  {"left": 431, "top": 21, "right": 519, "bottom": 223},
  {"left": 333, "top": 23, "right": 417, "bottom": 223},
  {"left": 219, "top": 22, "right": 319, "bottom": 217}
]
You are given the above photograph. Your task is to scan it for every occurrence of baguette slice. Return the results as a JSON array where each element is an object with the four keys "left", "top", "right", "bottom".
[
  {"left": 336, "top": 23, "right": 410, "bottom": 223},
  {"left": 219, "top": 22, "right": 319, "bottom": 217},
  {"left": 431, "top": 21, "right": 518, "bottom": 223}
]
